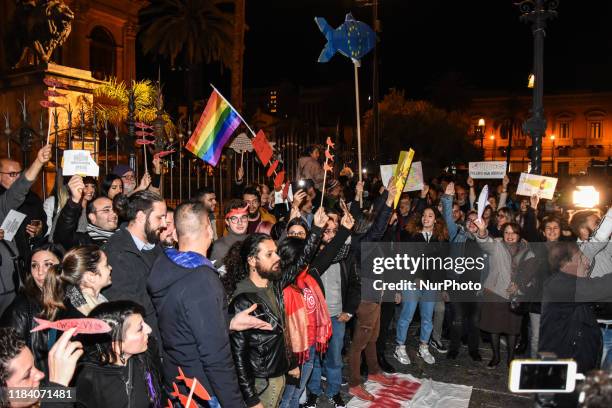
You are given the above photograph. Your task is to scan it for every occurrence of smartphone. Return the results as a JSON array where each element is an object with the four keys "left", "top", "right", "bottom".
[{"left": 508, "top": 360, "right": 578, "bottom": 393}]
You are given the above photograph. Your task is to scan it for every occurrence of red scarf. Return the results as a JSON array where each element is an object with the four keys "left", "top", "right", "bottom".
[{"left": 283, "top": 268, "right": 332, "bottom": 364}]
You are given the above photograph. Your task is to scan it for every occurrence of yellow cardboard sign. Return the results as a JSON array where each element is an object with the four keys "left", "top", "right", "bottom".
[{"left": 392, "top": 149, "right": 415, "bottom": 208}]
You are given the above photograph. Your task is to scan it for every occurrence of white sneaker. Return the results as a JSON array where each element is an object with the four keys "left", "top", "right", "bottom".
[
  {"left": 418, "top": 344, "right": 435, "bottom": 364},
  {"left": 394, "top": 345, "right": 411, "bottom": 365}
]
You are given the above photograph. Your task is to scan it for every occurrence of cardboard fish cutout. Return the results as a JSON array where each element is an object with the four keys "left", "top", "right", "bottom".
[
  {"left": 171, "top": 383, "right": 196, "bottom": 408},
  {"left": 274, "top": 170, "right": 286, "bottom": 190},
  {"left": 252, "top": 130, "right": 273, "bottom": 166},
  {"left": 43, "top": 78, "right": 68, "bottom": 89},
  {"left": 155, "top": 150, "right": 175, "bottom": 158},
  {"left": 135, "top": 122, "right": 154, "bottom": 129},
  {"left": 176, "top": 367, "right": 211, "bottom": 401},
  {"left": 315, "top": 13, "right": 376, "bottom": 63},
  {"left": 39, "top": 100, "right": 64, "bottom": 108},
  {"left": 136, "top": 139, "right": 154, "bottom": 145},
  {"left": 44, "top": 90, "right": 66, "bottom": 98},
  {"left": 31, "top": 317, "right": 111, "bottom": 335},
  {"left": 267, "top": 160, "right": 279, "bottom": 178}
]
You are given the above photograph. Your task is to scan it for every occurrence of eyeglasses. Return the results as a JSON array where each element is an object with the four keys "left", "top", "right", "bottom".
[
  {"left": 121, "top": 175, "right": 135, "bottom": 181},
  {"left": 288, "top": 231, "right": 306, "bottom": 238},
  {"left": 93, "top": 206, "right": 114, "bottom": 214},
  {"left": 0, "top": 171, "right": 21, "bottom": 178},
  {"left": 323, "top": 229, "right": 338, "bottom": 235},
  {"left": 244, "top": 199, "right": 259, "bottom": 205},
  {"left": 228, "top": 215, "right": 248, "bottom": 224}
]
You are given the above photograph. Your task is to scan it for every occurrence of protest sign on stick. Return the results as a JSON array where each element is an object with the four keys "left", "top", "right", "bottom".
[{"left": 469, "top": 161, "right": 507, "bottom": 179}]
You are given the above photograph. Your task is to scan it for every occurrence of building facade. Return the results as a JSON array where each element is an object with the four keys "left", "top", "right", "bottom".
[{"left": 469, "top": 92, "right": 612, "bottom": 176}]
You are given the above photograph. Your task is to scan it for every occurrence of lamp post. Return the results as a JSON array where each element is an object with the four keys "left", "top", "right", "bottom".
[
  {"left": 550, "top": 134, "right": 555, "bottom": 174},
  {"left": 517, "top": 0, "right": 558, "bottom": 175},
  {"left": 490, "top": 134, "right": 496, "bottom": 160},
  {"left": 477, "top": 118, "right": 485, "bottom": 149}
]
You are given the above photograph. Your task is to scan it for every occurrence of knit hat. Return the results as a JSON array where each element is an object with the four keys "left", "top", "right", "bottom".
[
  {"left": 112, "top": 164, "right": 132, "bottom": 177},
  {"left": 326, "top": 179, "right": 340, "bottom": 191}
]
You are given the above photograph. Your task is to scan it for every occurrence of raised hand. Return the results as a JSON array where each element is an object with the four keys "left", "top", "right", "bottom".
[
  {"left": 36, "top": 144, "right": 52, "bottom": 165},
  {"left": 445, "top": 181, "right": 455, "bottom": 196},
  {"left": 67, "top": 175, "right": 85, "bottom": 203},
  {"left": 467, "top": 176, "right": 474, "bottom": 188},
  {"left": 48, "top": 328, "right": 83, "bottom": 387},
  {"left": 420, "top": 184, "right": 430, "bottom": 199},
  {"left": 313, "top": 207, "right": 329, "bottom": 228},
  {"left": 341, "top": 210, "right": 355, "bottom": 230},
  {"left": 291, "top": 190, "right": 307, "bottom": 209}
]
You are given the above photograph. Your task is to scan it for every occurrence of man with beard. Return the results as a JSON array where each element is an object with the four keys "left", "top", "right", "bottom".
[
  {"left": 53, "top": 175, "right": 118, "bottom": 249},
  {"left": 227, "top": 234, "right": 286, "bottom": 408},
  {"left": 159, "top": 207, "right": 177, "bottom": 248},
  {"left": 102, "top": 190, "right": 167, "bottom": 340},
  {"left": 243, "top": 186, "right": 276, "bottom": 234},
  {"left": 195, "top": 186, "right": 218, "bottom": 240}
]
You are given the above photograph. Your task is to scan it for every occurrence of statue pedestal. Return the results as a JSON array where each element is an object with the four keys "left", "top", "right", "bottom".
[{"left": 0, "top": 63, "right": 101, "bottom": 197}]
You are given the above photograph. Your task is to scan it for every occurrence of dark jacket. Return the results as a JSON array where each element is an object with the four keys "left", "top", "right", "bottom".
[
  {"left": 540, "top": 271, "right": 612, "bottom": 373},
  {"left": 0, "top": 185, "right": 47, "bottom": 262},
  {"left": 354, "top": 191, "right": 394, "bottom": 303},
  {"left": 309, "top": 226, "right": 360, "bottom": 315},
  {"left": 229, "top": 226, "right": 322, "bottom": 407},
  {"left": 0, "top": 292, "right": 50, "bottom": 374},
  {"left": 53, "top": 199, "right": 111, "bottom": 250},
  {"left": 74, "top": 347, "right": 165, "bottom": 408},
  {"left": 102, "top": 227, "right": 162, "bottom": 339},
  {"left": 147, "top": 249, "right": 244, "bottom": 408}
]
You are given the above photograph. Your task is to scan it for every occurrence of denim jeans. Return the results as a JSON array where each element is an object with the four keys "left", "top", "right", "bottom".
[
  {"left": 601, "top": 326, "right": 612, "bottom": 370},
  {"left": 308, "top": 316, "right": 345, "bottom": 398},
  {"left": 279, "top": 345, "right": 318, "bottom": 408},
  {"left": 396, "top": 289, "right": 435, "bottom": 345}
]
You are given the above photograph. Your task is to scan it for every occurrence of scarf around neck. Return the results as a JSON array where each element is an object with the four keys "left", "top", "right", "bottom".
[
  {"left": 86, "top": 223, "right": 115, "bottom": 242},
  {"left": 283, "top": 268, "right": 332, "bottom": 364}
]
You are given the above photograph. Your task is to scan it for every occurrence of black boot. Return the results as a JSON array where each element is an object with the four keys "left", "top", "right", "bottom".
[{"left": 377, "top": 352, "right": 396, "bottom": 373}]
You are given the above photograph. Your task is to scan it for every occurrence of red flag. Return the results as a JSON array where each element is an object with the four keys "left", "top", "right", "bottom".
[
  {"left": 323, "top": 162, "right": 333, "bottom": 172},
  {"left": 274, "top": 170, "right": 285, "bottom": 190},
  {"left": 266, "top": 160, "right": 279, "bottom": 177},
  {"left": 325, "top": 150, "right": 334, "bottom": 161},
  {"left": 326, "top": 137, "right": 335, "bottom": 149},
  {"left": 253, "top": 130, "right": 273, "bottom": 166}
]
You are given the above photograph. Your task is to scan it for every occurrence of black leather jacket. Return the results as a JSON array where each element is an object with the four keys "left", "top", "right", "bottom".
[{"left": 228, "top": 226, "right": 322, "bottom": 407}]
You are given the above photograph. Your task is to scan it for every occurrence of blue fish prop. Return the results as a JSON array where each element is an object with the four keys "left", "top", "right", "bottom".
[{"left": 315, "top": 13, "right": 376, "bottom": 63}]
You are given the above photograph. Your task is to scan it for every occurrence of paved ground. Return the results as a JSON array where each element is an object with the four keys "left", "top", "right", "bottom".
[{"left": 312, "top": 325, "right": 534, "bottom": 407}]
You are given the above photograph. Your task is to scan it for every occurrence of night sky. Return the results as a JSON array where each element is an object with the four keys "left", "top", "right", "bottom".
[{"left": 242, "top": 0, "right": 612, "bottom": 97}]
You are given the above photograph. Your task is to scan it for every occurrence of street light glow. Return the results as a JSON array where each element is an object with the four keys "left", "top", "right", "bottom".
[
  {"left": 573, "top": 186, "right": 599, "bottom": 208},
  {"left": 489, "top": 134, "right": 495, "bottom": 140},
  {"left": 550, "top": 134, "right": 555, "bottom": 141},
  {"left": 528, "top": 74, "right": 535, "bottom": 88},
  {"left": 478, "top": 118, "right": 485, "bottom": 127}
]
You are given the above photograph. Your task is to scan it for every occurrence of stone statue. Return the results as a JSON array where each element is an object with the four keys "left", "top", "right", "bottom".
[{"left": 6, "top": 0, "right": 74, "bottom": 68}]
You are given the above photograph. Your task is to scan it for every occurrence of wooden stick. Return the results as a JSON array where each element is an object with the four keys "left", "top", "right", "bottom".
[
  {"left": 143, "top": 144, "right": 148, "bottom": 174},
  {"left": 353, "top": 61, "right": 363, "bottom": 208},
  {"left": 185, "top": 377, "right": 197, "bottom": 408}
]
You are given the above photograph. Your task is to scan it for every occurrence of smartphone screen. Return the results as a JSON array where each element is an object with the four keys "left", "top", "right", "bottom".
[{"left": 518, "top": 363, "right": 569, "bottom": 391}]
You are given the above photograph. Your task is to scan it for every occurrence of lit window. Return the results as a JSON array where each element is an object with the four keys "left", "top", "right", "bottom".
[
  {"left": 559, "top": 122, "right": 571, "bottom": 139},
  {"left": 589, "top": 121, "right": 602, "bottom": 139}
]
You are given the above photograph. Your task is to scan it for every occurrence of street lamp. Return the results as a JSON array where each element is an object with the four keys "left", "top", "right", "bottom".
[
  {"left": 490, "top": 134, "right": 495, "bottom": 160},
  {"left": 550, "top": 134, "right": 555, "bottom": 174},
  {"left": 517, "top": 0, "right": 558, "bottom": 175},
  {"left": 477, "top": 118, "right": 485, "bottom": 149}
]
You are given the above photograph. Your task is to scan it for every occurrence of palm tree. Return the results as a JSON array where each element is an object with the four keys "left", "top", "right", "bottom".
[
  {"left": 139, "top": 0, "right": 234, "bottom": 114},
  {"left": 492, "top": 96, "right": 527, "bottom": 171}
]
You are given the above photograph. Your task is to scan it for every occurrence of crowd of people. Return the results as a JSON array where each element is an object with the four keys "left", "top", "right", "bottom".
[{"left": 0, "top": 142, "right": 611, "bottom": 408}]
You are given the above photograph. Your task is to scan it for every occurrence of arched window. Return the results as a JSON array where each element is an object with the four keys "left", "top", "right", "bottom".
[{"left": 89, "top": 26, "right": 115, "bottom": 80}]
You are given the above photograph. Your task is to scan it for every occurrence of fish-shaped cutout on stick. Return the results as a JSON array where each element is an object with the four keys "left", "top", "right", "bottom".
[
  {"left": 43, "top": 78, "right": 68, "bottom": 89},
  {"left": 325, "top": 150, "right": 334, "bottom": 162},
  {"left": 154, "top": 150, "right": 176, "bottom": 159},
  {"left": 274, "top": 170, "right": 286, "bottom": 190},
  {"left": 135, "top": 130, "right": 154, "bottom": 137},
  {"left": 326, "top": 137, "right": 335, "bottom": 149},
  {"left": 135, "top": 122, "right": 154, "bottom": 129},
  {"left": 31, "top": 317, "right": 111, "bottom": 335},
  {"left": 40, "top": 101, "right": 65, "bottom": 108},
  {"left": 315, "top": 13, "right": 376, "bottom": 63},
  {"left": 44, "top": 90, "right": 66, "bottom": 98},
  {"left": 171, "top": 383, "right": 197, "bottom": 408},
  {"left": 323, "top": 162, "right": 333, "bottom": 172},
  {"left": 176, "top": 367, "right": 211, "bottom": 401},
  {"left": 136, "top": 139, "right": 154, "bottom": 145}
]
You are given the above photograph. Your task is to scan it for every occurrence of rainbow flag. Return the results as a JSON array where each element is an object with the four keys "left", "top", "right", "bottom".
[{"left": 185, "top": 89, "right": 241, "bottom": 166}]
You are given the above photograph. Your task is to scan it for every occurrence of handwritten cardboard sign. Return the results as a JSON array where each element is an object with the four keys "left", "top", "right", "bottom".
[
  {"left": 31, "top": 317, "right": 111, "bottom": 335},
  {"left": 516, "top": 173, "right": 558, "bottom": 200},
  {"left": 0, "top": 210, "right": 26, "bottom": 241},
  {"left": 62, "top": 150, "right": 99, "bottom": 177},
  {"left": 469, "top": 161, "right": 507, "bottom": 179}
]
